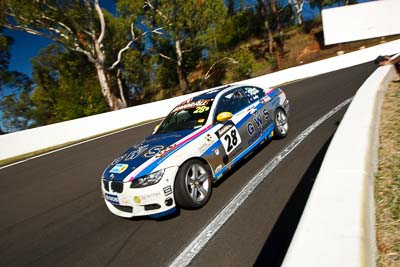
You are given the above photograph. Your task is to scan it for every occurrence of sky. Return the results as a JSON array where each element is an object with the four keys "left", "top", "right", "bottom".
[{"left": 4, "top": 0, "right": 117, "bottom": 78}]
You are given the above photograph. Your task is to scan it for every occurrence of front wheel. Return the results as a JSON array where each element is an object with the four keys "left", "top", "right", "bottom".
[
  {"left": 274, "top": 108, "right": 289, "bottom": 139},
  {"left": 174, "top": 159, "right": 212, "bottom": 209}
]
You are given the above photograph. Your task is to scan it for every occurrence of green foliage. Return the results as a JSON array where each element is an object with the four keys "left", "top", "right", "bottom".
[
  {"left": 0, "top": 33, "right": 11, "bottom": 88},
  {"left": 309, "top": 0, "right": 358, "bottom": 9},
  {"left": 209, "top": 9, "right": 264, "bottom": 50},
  {"left": 1, "top": 90, "right": 34, "bottom": 131},
  {"left": 30, "top": 44, "right": 107, "bottom": 124},
  {"left": 1, "top": 44, "right": 108, "bottom": 131},
  {"left": 0, "top": 31, "right": 31, "bottom": 93},
  {"left": 143, "top": 0, "right": 227, "bottom": 91},
  {"left": 231, "top": 48, "right": 256, "bottom": 81},
  {"left": 0, "top": 31, "right": 33, "bottom": 132}
]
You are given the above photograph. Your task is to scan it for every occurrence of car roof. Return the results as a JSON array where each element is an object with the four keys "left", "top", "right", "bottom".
[{"left": 191, "top": 84, "right": 249, "bottom": 101}]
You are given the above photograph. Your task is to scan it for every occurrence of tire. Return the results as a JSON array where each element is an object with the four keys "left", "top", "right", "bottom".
[
  {"left": 174, "top": 159, "right": 212, "bottom": 209},
  {"left": 274, "top": 108, "right": 288, "bottom": 139}
]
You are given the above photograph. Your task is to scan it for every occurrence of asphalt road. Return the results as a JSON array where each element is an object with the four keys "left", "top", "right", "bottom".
[{"left": 0, "top": 62, "right": 376, "bottom": 267}]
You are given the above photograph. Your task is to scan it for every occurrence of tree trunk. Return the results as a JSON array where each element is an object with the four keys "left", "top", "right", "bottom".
[
  {"left": 258, "top": 0, "right": 274, "bottom": 55},
  {"left": 175, "top": 40, "right": 189, "bottom": 93},
  {"left": 117, "top": 69, "right": 128, "bottom": 107},
  {"left": 95, "top": 63, "right": 127, "bottom": 110},
  {"left": 270, "top": 0, "right": 281, "bottom": 32},
  {"left": 290, "top": 0, "right": 303, "bottom": 25},
  {"left": 177, "top": 65, "right": 189, "bottom": 93}
]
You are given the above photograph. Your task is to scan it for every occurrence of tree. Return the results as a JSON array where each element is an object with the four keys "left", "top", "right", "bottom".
[
  {"left": 257, "top": 0, "right": 275, "bottom": 55},
  {"left": 0, "top": 0, "right": 148, "bottom": 110},
  {"left": 30, "top": 44, "right": 108, "bottom": 125},
  {"left": 1, "top": 89, "right": 34, "bottom": 131},
  {"left": 0, "top": 30, "right": 31, "bottom": 94},
  {"left": 309, "top": 0, "right": 357, "bottom": 9},
  {"left": 142, "top": 0, "right": 227, "bottom": 93},
  {"left": 1, "top": 43, "right": 109, "bottom": 131},
  {"left": 0, "top": 30, "right": 33, "bottom": 132},
  {"left": 288, "top": 0, "right": 305, "bottom": 25}
]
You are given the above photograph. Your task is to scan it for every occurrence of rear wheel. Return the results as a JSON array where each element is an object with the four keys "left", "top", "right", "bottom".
[
  {"left": 274, "top": 108, "right": 288, "bottom": 138},
  {"left": 174, "top": 159, "right": 212, "bottom": 209}
]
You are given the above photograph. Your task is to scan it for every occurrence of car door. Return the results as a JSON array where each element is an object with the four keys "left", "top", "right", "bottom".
[
  {"left": 213, "top": 88, "right": 254, "bottom": 165},
  {"left": 242, "top": 85, "right": 275, "bottom": 146}
]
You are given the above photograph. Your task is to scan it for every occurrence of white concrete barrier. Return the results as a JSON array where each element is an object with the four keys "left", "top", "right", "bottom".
[
  {"left": 282, "top": 65, "right": 397, "bottom": 267},
  {"left": 323, "top": 0, "right": 400, "bottom": 45},
  {"left": 0, "top": 39, "right": 399, "bottom": 161}
]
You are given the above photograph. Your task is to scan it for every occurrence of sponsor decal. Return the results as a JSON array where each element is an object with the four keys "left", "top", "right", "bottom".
[
  {"left": 214, "top": 148, "right": 220, "bottom": 156},
  {"left": 263, "top": 109, "right": 269, "bottom": 120},
  {"left": 163, "top": 186, "right": 173, "bottom": 196},
  {"left": 120, "top": 196, "right": 130, "bottom": 205},
  {"left": 105, "top": 193, "right": 119, "bottom": 205},
  {"left": 254, "top": 112, "right": 263, "bottom": 128},
  {"left": 144, "top": 145, "right": 165, "bottom": 158},
  {"left": 215, "top": 165, "right": 222, "bottom": 174},
  {"left": 134, "top": 196, "right": 141, "bottom": 204},
  {"left": 111, "top": 154, "right": 126, "bottom": 165},
  {"left": 193, "top": 106, "right": 210, "bottom": 114},
  {"left": 198, "top": 118, "right": 205, "bottom": 123},
  {"left": 139, "top": 192, "right": 162, "bottom": 202},
  {"left": 260, "top": 95, "right": 271, "bottom": 104},
  {"left": 110, "top": 164, "right": 129, "bottom": 174},
  {"left": 220, "top": 125, "right": 242, "bottom": 155},
  {"left": 125, "top": 144, "right": 150, "bottom": 161},
  {"left": 247, "top": 122, "right": 255, "bottom": 135},
  {"left": 173, "top": 99, "right": 211, "bottom": 112},
  {"left": 216, "top": 121, "right": 235, "bottom": 138},
  {"left": 155, "top": 144, "right": 176, "bottom": 158},
  {"left": 199, "top": 142, "right": 210, "bottom": 153},
  {"left": 205, "top": 133, "right": 213, "bottom": 142},
  {"left": 248, "top": 122, "right": 273, "bottom": 146}
]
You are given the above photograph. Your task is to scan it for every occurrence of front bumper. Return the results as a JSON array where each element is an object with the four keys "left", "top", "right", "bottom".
[{"left": 101, "top": 167, "right": 179, "bottom": 218}]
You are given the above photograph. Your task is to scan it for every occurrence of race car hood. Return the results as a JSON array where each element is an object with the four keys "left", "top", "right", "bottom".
[{"left": 102, "top": 129, "right": 196, "bottom": 182}]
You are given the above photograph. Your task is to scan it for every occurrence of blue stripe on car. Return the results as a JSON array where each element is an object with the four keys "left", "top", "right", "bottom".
[{"left": 214, "top": 124, "right": 274, "bottom": 179}]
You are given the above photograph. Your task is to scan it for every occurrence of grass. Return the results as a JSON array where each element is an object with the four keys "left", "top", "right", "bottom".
[{"left": 376, "top": 81, "right": 400, "bottom": 266}]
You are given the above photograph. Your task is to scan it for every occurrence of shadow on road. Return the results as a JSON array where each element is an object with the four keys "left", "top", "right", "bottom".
[{"left": 253, "top": 134, "right": 334, "bottom": 267}]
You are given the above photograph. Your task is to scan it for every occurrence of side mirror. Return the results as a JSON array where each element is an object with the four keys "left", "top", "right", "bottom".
[
  {"left": 216, "top": 112, "right": 233, "bottom": 123},
  {"left": 152, "top": 124, "right": 160, "bottom": 134}
]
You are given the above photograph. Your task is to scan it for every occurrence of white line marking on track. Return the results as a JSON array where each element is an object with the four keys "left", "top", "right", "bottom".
[
  {"left": 168, "top": 98, "right": 353, "bottom": 267},
  {"left": 0, "top": 119, "right": 162, "bottom": 170}
]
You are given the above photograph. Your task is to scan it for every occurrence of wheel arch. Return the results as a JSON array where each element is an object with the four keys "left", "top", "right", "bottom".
[{"left": 178, "top": 157, "right": 214, "bottom": 177}]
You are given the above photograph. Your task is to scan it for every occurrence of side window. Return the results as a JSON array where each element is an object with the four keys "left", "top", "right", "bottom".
[
  {"left": 215, "top": 89, "right": 250, "bottom": 118},
  {"left": 243, "top": 86, "right": 265, "bottom": 103}
]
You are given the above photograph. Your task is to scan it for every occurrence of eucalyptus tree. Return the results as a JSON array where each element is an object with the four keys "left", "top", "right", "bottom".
[
  {"left": 288, "top": 0, "right": 304, "bottom": 25},
  {"left": 309, "top": 0, "right": 358, "bottom": 9},
  {"left": 0, "top": 31, "right": 31, "bottom": 94},
  {"left": 0, "top": 0, "right": 152, "bottom": 110},
  {"left": 0, "top": 30, "right": 32, "bottom": 132},
  {"left": 140, "top": 0, "right": 227, "bottom": 93}
]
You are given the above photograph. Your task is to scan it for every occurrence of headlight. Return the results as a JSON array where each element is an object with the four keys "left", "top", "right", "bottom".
[{"left": 130, "top": 169, "right": 165, "bottom": 188}]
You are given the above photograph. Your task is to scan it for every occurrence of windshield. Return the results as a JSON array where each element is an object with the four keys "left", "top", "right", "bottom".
[{"left": 156, "top": 99, "right": 214, "bottom": 134}]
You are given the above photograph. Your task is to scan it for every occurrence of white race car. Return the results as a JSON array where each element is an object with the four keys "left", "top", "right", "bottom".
[{"left": 101, "top": 84, "right": 289, "bottom": 218}]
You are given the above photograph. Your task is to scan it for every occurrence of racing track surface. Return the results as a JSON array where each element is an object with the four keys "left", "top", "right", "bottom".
[{"left": 0, "top": 62, "right": 376, "bottom": 267}]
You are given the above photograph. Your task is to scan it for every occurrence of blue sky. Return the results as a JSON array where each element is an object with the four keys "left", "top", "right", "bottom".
[{"left": 4, "top": 0, "right": 116, "bottom": 77}]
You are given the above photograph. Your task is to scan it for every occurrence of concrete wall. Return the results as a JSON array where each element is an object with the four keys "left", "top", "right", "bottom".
[
  {"left": 323, "top": 0, "right": 400, "bottom": 45},
  {"left": 282, "top": 65, "right": 397, "bottom": 267}
]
